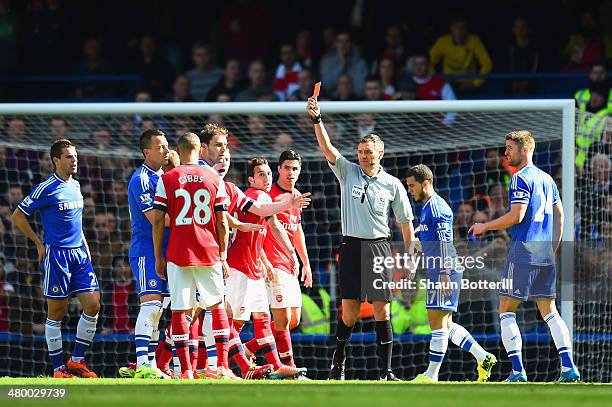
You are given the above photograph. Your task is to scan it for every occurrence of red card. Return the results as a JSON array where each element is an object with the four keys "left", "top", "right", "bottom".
[{"left": 312, "top": 82, "right": 321, "bottom": 99}]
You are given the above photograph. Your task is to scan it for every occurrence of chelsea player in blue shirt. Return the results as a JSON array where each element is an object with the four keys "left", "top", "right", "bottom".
[
  {"left": 124, "top": 129, "right": 171, "bottom": 379},
  {"left": 11, "top": 139, "right": 100, "bottom": 378},
  {"left": 406, "top": 164, "right": 496, "bottom": 383},
  {"left": 470, "top": 131, "right": 580, "bottom": 382}
]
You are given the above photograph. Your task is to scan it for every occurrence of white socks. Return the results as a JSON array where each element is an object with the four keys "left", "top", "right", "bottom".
[
  {"left": 544, "top": 312, "right": 575, "bottom": 372},
  {"left": 500, "top": 312, "right": 524, "bottom": 374},
  {"left": 449, "top": 322, "right": 487, "bottom": 363},
  {"left": 425, "top": 328, "right": 448, "bottom": 379}
]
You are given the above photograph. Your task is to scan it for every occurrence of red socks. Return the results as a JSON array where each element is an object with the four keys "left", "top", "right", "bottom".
[
  {"left": 171, "top": 311, "right": 191, "bottom": 373},
  {"left": 211, "top": 308, "right": 230, "bottom": 369},
  {"left": 196, "top": 313, "right": 208, "bottom": 371},
  {"left": 156, "top": 324, "right": 173, "bottom": 370},
  {"left": 227, "top": 318, "right": 251, "bottom": 374},
  {"left": 253, "top": 315, "right": 282, "bottom": 370},
  {"left": 272, "top": 321, "right": 295, "bottom": 367},
  {"left": 189, "top": 315, "right": 200, "bottom": 370}
]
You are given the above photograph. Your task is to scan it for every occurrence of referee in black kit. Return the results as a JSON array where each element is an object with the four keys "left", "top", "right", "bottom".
[{"left": 307, "top": 97, "right": 416, "bottom": 380}]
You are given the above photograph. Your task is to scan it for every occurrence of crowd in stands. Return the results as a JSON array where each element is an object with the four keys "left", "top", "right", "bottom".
[{"left": 0, "top": 0, "right": 611, "bottom": 101}]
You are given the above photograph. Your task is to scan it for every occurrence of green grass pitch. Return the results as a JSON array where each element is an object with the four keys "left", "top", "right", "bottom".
[{"left": 0, "top": 378, "right": 611, "bottom": 407}]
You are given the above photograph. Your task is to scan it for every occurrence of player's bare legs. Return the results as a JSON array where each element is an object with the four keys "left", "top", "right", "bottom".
[{"left": 535, "top": 299, "right": 579, "bottom": 382}]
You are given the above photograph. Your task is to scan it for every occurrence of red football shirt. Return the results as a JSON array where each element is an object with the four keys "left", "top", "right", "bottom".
[
  {"left": 225, "top": 181, "right": 254, "bottom": 216},
  {"left": 154, "top": 164, "right": 228, "bottom": 266},
  {"left": 227, "top": 188, "right": 270, "bottom": 279},
  {"left": 263, "top": 183, "right": 301, "bottom": 274}
]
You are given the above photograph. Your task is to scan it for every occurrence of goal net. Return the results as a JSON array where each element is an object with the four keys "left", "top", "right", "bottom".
[{"left": 0, "top": 100, "right": 607, "bottom": 382}]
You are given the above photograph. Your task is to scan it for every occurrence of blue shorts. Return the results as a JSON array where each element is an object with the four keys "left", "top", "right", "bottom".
[
  {"left": 425, "top": 269, "right": 461, "bottom": 312},
  {"left": 41, "top": 245, "right": 99, "bottom": 299},
  {"left": 499, "top": 261, "right": 556, "bottom": 301},
  {"left": 130, "top": 255, "right": 169, "bottom": 297}
]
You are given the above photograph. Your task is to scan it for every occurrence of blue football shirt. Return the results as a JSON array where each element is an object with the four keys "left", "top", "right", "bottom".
[
  {"left": 128, "top": 164, "right": 169, "bottom": 258},
  {"left": 507, "top": 165, "right": 560, "bottom": 265},
  {"left": 17, "top": 174, "right": 84, "bottom": 248},
  {"left": 417, "top": 193, "right": 458, "bottom": 272}
]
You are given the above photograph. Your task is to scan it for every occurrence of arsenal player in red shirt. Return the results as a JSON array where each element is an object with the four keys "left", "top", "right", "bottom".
[
  {"left": 258, "top": 150, "right": 312, "bottom": 369},
  {"left": 226, "top": 157, "right": 307, "bottom": 379},
  {"left": 152, "top": 132, "right": 237, "bottom": 380}
]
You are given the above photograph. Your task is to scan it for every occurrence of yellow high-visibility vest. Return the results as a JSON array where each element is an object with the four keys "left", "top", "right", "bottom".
[
  {"left": 576, "top": 107, "right": 611, "bottom": 168},
  {"left": 390, "top": 289, "right": 432, "bottom": 335},
  {"left": 300, "top": 289, "right": 330, "bottom": 334},
  {"left": 574, "top": 88, "right": 612, "bottom": 111}
]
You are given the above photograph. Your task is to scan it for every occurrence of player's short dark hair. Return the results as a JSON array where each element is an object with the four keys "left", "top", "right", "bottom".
[
  {"left": 278, "top": 150, "right": 302, "bottom": 167},
  {"left": 139, "top": 129, "right": 166, "bottom": 157},
  {"left": 360, "top": 133, "right": 384, "bottom": 150},
  {"left": 199, "top": 123, "right": 229, "bottom": 145},
  {"left": 406, "top": 164, "right": 434, "bottom": 184},
  {"left": 247, "top": 157, "right": 269, "bottom": 178},
  {"left": 50, "top": 138, "right": 75, "bottom": 167}
]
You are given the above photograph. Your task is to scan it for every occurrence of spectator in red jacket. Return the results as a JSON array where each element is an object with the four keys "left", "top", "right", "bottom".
[
  {"left": 274, "top": 43, "right": 302, "bottom": 101},
  {"left": 409, "top": 53, "right": 456, "bottom": 125}
]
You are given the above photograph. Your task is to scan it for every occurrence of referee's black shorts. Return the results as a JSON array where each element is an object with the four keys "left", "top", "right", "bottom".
[{"left": 337, "top": 236, "right": 393, "bottom": 302}]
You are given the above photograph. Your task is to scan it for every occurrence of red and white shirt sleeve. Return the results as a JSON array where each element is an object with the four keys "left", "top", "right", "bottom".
[{"left": 153, "top": 175, "right": 168, "bottom": 212}]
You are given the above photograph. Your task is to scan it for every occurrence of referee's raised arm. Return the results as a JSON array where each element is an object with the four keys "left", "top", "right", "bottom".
[{"left": 307, "top": 97, "right": 340, "bottom": 164}]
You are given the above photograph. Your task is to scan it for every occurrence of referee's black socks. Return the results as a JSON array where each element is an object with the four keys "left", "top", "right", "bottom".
[
  {"left": 334, "top": 319, "right": 354, "bottom": 362},
  {"left": 375, "top": 320, "right": 393, "bottom": 371}
]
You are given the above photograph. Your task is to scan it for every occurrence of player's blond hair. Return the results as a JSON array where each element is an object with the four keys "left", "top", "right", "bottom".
[
  {"left": 177, "top": 132, "right": 200, "bottom": 153},
  {"left": 360, "top": 133, "right": 384, "bottom": 151},
  {"left": 505, "top": 130, "right": 535, "bottom": 152}
]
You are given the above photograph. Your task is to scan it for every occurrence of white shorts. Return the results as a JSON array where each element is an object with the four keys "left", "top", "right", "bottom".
[
  {"left": 266, "top": 269, "right": 302, "bottom": 309},
  {"left": 226, "top": 267, "right": 269, "bottom": 321},
  {"left": 167, "top": 262, "right": 224, "bottom": 310}
]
